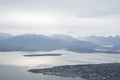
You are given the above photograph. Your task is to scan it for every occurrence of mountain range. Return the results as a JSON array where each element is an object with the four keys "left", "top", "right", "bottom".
[
  {"left": 0, "top": 33, "right": 120, "bottom": 53},
  {"left": 79, "top": 36, "right": 120, "bottom": 47}
]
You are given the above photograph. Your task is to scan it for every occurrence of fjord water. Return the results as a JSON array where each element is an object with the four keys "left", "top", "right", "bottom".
[{"left": 0, "top": 50, "right": 120, "bottom": 80}]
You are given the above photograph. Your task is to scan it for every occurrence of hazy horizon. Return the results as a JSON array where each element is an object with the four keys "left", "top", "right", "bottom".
[
  {"left": 1, "top": 32, "right": 120, "bottom": 38},
  {"left": 0, "top": 0, "right": 120, "bottom": 36}
]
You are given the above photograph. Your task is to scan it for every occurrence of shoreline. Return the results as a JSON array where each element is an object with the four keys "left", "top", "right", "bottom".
[{"left": 29, "top": 63, "right": 120, "bottom": 80}]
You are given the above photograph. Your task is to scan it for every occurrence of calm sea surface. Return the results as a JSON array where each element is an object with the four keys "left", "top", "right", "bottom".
[{"left": 0, "top": 50, "right": 120, "bottom": 80}]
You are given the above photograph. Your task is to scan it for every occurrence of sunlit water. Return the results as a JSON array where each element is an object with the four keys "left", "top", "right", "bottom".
[{"left": 0, "top": 50, "right": 120, "bottom": 80}]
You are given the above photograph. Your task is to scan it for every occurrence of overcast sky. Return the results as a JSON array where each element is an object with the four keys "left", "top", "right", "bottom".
[{"left": 0, "top": 0, "right": 120, "bottom": 36}]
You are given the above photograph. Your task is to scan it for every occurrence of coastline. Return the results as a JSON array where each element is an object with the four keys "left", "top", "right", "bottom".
[{"left": 29, "top": 63, "right": 120, "bottom": 80}]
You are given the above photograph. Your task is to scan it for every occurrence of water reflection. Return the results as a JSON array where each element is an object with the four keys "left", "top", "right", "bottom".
[
  {"left": 0, "top": 65, "right": 85, "bottom": 80},
  {"left": 0, "top": 50, "right": 120, "bottom": 80},
  {"left": 0, "top": 50, "right": 120, "bottom": 68}
]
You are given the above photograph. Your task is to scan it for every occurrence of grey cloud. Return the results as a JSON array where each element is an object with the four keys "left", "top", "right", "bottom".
[
  {"left": 0, "top": 0, "right": 120, "bottom": 36},
  {"left": 0, "top": 0, "right": 120, "bottom": 17}
]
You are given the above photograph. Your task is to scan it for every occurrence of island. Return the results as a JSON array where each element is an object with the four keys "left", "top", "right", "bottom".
[
  {"left": 24, "top": 53, "right": 62, "bottom": 57},
  {"left": 28, "top": 63, "right": 120, "bottom": 80}
]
